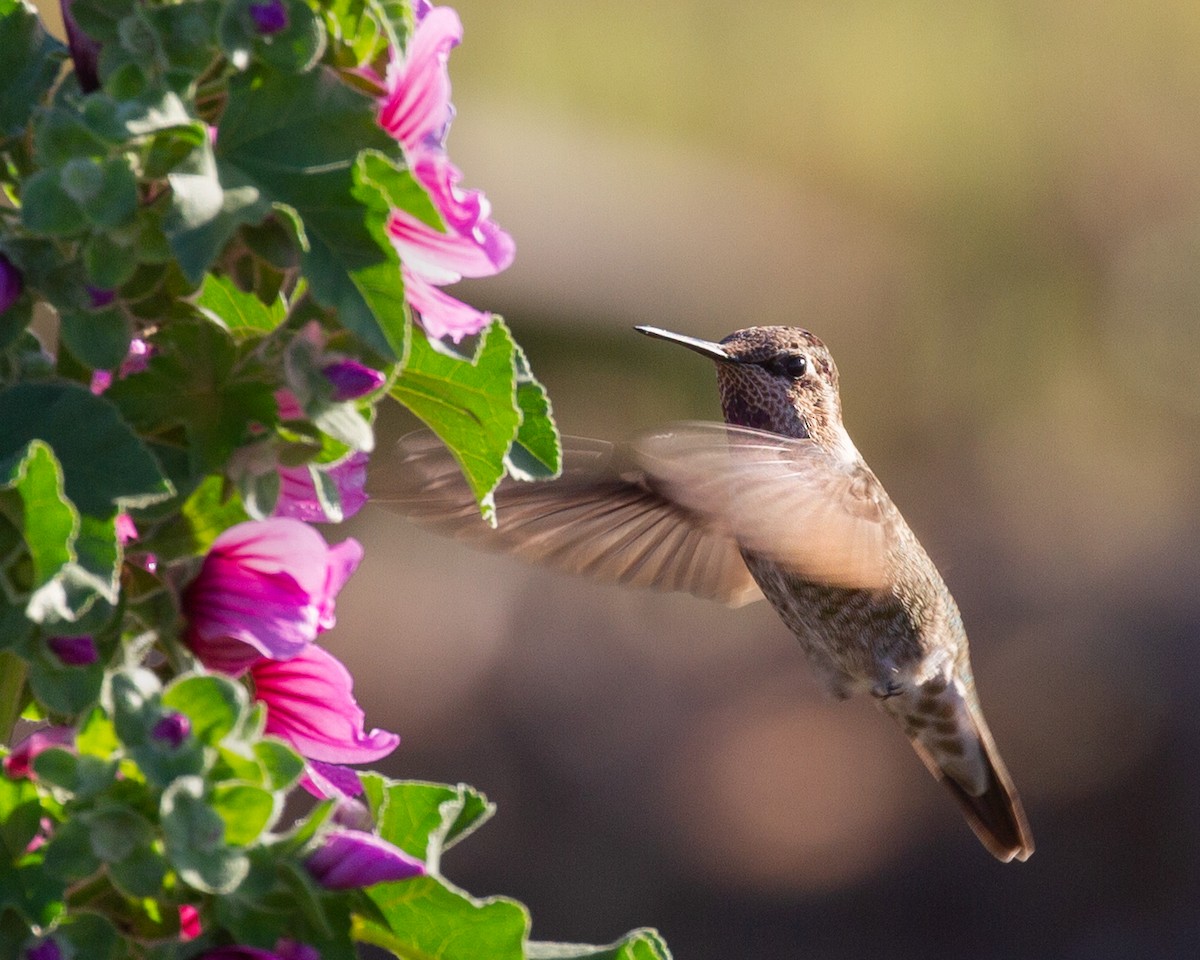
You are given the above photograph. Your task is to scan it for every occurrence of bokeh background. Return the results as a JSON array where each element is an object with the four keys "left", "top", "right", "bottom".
[
  {"left": 348, "top": 3, "right": 1200, "bottom": 956},
  {"left": 41, "top": 0, "right": 1200, "bottom": 956}
]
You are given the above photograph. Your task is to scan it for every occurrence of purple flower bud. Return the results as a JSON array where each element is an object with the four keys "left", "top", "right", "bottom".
[
  {"left": 152, "top": 712, "right": 190, "bottom": 748},
  {"left": 274, "top": 941, "right": 320, "bottom": 960},
  {"left": 0, "top": 254, "right": 24, "bottom": 313},
  {"left": 304, "top": 827, "right": 425, "bottom": 890},
  {"left": 86, "top": 286, "right": 115, "bottom": 309},
  {"left": 60, "top": 0, "right": 100, "bottom": 93},
  {"left": 46, "top": 635, "right": 98, "bottom": 666},
  {"left": 249, "top": 0, "right": 289, "bottom": 35},
  {"left": 25, "top": 939, "right": 62, "bottom": 960},
  {"left": 321, "top": 360, "right": 385, "bottom": 401}
]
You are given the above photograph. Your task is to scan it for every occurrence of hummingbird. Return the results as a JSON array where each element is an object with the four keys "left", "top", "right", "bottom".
[{"left": 381, "top": 324, "right": 1034, "bottom": 862}]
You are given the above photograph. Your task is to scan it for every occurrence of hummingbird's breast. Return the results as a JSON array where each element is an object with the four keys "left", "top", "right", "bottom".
[{"left": 741, "top": 549, "right": 932, "bottom": 697}]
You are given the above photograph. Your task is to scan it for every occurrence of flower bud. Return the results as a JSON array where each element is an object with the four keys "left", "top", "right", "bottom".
[
  {"left": 47, "top": 635, "right": 98, "bottom": 666},
  {"left": 152, "top": 712, "right": 191, "bottom": 748},
  {"left": 0, "top": 254, "right": 24, "bottom": 313},
  {"left": 321, "top": 359, "right": 385, "bottom": 401},
  {"left": 249, "top": 0, "right": 289, "bottom": 35}
]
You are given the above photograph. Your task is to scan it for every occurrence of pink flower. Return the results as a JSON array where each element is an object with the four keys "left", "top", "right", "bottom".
[
  {"left": 386, "top": 153, "right": 514, "bottom": 284},
  {"left": 400, "top": 268, "right": 491, "bottom": 341},
  {"left": 378, "top": 4, "right": 514, "bottom": 342},
  {"left": 249, "top": 644, "right": 398, "bottom": 768},
  {"left": 90, "top": 338, "right": 150, "bottom": 394},
  {"left": 274, "top": 454, "right": 369, "bottom": 524},
  {"left": 305, "top": 826, "right": 425, "bottom": 889},
  {"left": 184, "top": 519, "right": 362, "bottom": 675},
  {"left": 378, "top": 5, "right": 461, "bottom": 153},
  {"left": 3, "top": 727, "right": 75, "bottom": 780},
  {"left": 178, "top": 904, "right": 201, "bottom": 941},
  {"left": 271, "top": 389, "right": 369, "bottom": 523},
  {"left": 115, "top": 513, "right": 138, "bottom": 544}
]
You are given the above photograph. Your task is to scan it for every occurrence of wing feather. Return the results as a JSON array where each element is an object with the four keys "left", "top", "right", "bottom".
[{"left": 370, "top": 429, "right": 763, "bottom": 607}]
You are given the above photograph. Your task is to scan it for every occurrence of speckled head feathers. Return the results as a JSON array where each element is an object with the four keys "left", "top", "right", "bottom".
[{"left": 636, "top": 325, "right": 844, "bottom": 442}]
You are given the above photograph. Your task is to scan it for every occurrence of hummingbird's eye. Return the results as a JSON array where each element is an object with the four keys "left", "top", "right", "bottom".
[{"left": 766, "top": 354, "right": 808, "bottom": 379}]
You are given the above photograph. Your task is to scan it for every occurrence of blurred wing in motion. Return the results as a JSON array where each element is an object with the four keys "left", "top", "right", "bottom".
[
  {"left": 371, "top": 430, "right": 764, "bottom": 607},
  {"left": 634, "top": 423, "right": 898, "bottom": 590}
]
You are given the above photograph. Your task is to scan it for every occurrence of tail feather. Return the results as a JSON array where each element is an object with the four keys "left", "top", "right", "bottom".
[
  {"left": 889, "top": 681, "right": 1034, "bottom": 862},
  {"left": 908, "top": 733, "right": 1034, "bottom": 862}
]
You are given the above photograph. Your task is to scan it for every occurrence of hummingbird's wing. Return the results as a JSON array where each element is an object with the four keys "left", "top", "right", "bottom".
[
  {"left": 370, "top": 430, "right": 765, "bottom": 607},
  {"left": 634, "top": 423, "right": 898, "bottom": 591}
]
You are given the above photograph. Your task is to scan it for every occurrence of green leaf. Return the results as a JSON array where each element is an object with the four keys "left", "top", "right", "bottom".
[
  {"left": 109, "top": 843, "right": 168, "bottom": 898},
  {"left": 161, "top": 775, "right": 249, "bottom": 894},
  {"left": 162, "top": 673, "right": 247, "bottom": 746},
  {"left": 0, "top": 774, "right": 40, "bottom": 857},
  {"left": 55, "top": 909, "right": 122, "bottom": 960},
  {"left": 27, "top": 633, "right": 106, "bottom": 714},
  {"left": 0, "top": 0, "right": 67, "bottom": 138},
  {"left": 506, "top": 343, "right": 561, "bottom": 481},
  {"left": 81, "top": 156, "right": 139, "bottom": 228},
  {"left": 30, "top": 747, "right": 80, "bottom": 792},
  {"left": 19, "top": 169, "right": 88, "bottom": 236},
  {"left": 0, "top": 382, "right": 173, "bottom": 517},
  {"left": 0, "top": 440, "right": 76, "bottom": 600},
  {"left": 106, "top": 667, "right": 162, "bottom": 747},
  {"left": 86, "top": 807, "right": 154, "bottom": 863},
  {"left": 165, "top": 135, "right": 270, "bottom": 283},
  {"left": 75, "top": 706, "right": 119, "bottom": 758},
  {"left": 41, "top": 816, "right": 102, "bottom": 882},
  {"left": 254, "top": 738, "right": 304, "bottom": 791},
  {"left": 322, "top": 0, "right": 409, "bottom": 68},
  {"left": 58, "top": 307, "right": 133, "bottom": 371},
  {"left": 526, "top": 931, "right": 673, "bottom": 960},
  {"left": 357, "top": 875, "right": 529, "bottom": 960},
  {"left": 196, "top": 273, "right": 287, "bottom": 335},
  {"left": 389, "top": 320, "right": 521, "bottom": 525},
  {"left": 211, "top": 783, "right": 278, "bottom": 845},
  {"left": 363, "top": 776, "right": 494, "bottom": 865},
  {"left": 81, "top": 233, "right": 139, "bottom": 289},
  {"left": 207, "top": 68, "right": 408, "bottom": 359},
  {"left": 106, "top": 317, "right": 278, "bottom": 481},
  {"left": 146, "top": 473, "right": 250, "bottom": 561}
]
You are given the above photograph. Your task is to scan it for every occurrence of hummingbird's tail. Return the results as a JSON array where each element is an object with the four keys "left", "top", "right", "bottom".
[{"left": 887, "top": 682, "right": 1034, "bottom": 863}]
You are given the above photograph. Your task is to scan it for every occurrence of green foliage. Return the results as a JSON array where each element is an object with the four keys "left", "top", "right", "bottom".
[
  {"left": 392, "top": 318, "right": 563, "bottom": 524},
  {"left": 0, "top": 0, "right": 66, "bottom": 139},
  {"left": 0, "top": 0, "right": 655, "bottom": 957}
]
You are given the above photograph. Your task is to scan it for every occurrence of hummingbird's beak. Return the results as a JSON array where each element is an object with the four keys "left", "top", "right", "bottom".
[{"left": 634, "top": 326, "right": 732, "bottom": 362}]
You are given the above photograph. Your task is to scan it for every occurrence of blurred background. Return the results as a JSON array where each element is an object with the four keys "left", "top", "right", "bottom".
[
  {"left": 42, "top": 0, "right": 1200, "bottom": 955},
  {"left": 354, "top": 2, "right": 1200, "bottom": 957}
]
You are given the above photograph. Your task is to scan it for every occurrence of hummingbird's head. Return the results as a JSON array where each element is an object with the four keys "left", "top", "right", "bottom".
[{"left": 636, "top": 325, "right": 845, "bottom": 445}]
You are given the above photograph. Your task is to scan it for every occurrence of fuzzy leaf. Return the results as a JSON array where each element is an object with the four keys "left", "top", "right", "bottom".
[{"left": 389, "top": 319, "right": 520, "bottom": 524}]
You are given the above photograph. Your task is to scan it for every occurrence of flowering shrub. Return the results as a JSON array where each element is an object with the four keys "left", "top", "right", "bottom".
[{"left": 0, "top": 1, "right": 670, "bottom": 958}]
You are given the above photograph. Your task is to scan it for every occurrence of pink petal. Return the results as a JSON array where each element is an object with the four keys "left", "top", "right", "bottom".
[
  {"left": 378, "top": 6, "right": 462, "bottom": 152},
  {"left": 274, "top": 454, "right": 369, "bottom": 524},
  {"left": 184, "top": 520, "right": 362, "bottom": 671},
  {"left": 387, "top": 211, "right": 507, "bottom": 284},
  {"left": 402, "top": 268, "right": 492, "bottom": 342},
  {"left": 3, "top": 726, "right": 75, "bottom": 779},
  {"left": 301, "top": 760, "right": 365, "bottom": 799},
  {"left": 251, "top": 645, "right": 399, "bottom": 764}
]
